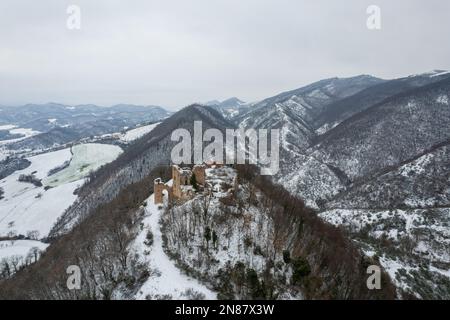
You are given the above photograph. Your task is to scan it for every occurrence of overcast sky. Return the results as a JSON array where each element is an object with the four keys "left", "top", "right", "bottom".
[{"left": 1, "top": 0, "right": 449, "bottom": 110}]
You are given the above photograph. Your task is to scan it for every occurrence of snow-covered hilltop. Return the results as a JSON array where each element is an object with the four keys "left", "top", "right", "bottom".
[
  {"left": 132, "top": 194, "right": 216, "bottom": 300},
  {"left": 146, "top": 165, "right": 394, "bottom": 299}
]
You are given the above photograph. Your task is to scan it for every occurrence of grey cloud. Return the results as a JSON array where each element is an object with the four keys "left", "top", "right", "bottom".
[{"left": 0, "top": 0, "right": 449, "bottom": 110}]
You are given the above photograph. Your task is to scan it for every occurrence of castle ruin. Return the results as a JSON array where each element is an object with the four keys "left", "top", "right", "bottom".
[{"left": 154, "top": 164, "right": 209, "bottom": 204}]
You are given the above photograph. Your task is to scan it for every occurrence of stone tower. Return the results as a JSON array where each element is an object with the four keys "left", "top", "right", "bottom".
[
  {"left": 172, "top": 165, "right": 182, "bottom": 199},
  {"left": 154, "top": 178, "right": 165, "bottom": 204}
]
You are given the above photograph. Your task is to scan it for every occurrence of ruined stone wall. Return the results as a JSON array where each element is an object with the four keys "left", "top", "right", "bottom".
[{"left": 192, "top": 165, "right": 206, "bottom": 185}]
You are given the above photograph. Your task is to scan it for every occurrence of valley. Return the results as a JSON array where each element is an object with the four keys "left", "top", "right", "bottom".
[{"left": 0, "top": 115, "right": 164, "bottom": 278}]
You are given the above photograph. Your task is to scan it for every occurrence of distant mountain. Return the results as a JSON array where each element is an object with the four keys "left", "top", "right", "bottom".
[
  {"left": 204, "top": 99, "right": 221, "bottom": 106},
  {"left": 315, "top": 71, "right": 450, "bottom": 134},
  {"left": 206, "top": 97, "right": 250, "bottom": 120},
  {"left": 0, "top": 103, "right": 171, "bottom": 131},
  {"left": 0, "top": 103, "right": 172, "bottom": 150},
  {"left": 236, "top": 75, "right": 383, "bottom": 152},
  {"left": 217, "top": 97, "right": 245, "bottom": 108},
  {"left": 231, "top": 75, "right": 385, "bottom": 208},
  {"left": 9, "top": 127, "right": 82, "bottom": 150},
  {"left": 313, "top": 76, "right": 450, "bottom": 182}
]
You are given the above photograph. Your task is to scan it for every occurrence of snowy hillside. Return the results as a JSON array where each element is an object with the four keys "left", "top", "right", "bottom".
[
  {"left": 0, "top": 144, "right": 122, "bottom": 239},
  {"left": 0, "top": 148, "right": 76, "bottom": 238},
  {"left": 0, "top": 240, "right": 48, "bottom": 261},
  {"left": 0, "top": 240, "right": 48, "bottom": 277},
  {"left": 325, "top": 141, "right": 450, "bottom": 209},
  {"left": 277, "top": 153, "right": 345, "bottom": 208},
  {"left": 48, "top": 104, "right": 233, "bottom": 238},
  {"left": 156, "top": 165, "right": 393, "bottom": 299},
  {"left": 319, "top": 207, "right": 450, "bottom": 299},
  {"left": 120, "top": 122, "right": 160, "bottom": 143},
  {"left": 132, "top": 193, "right": 216, "bottom": 300},
  {"left": 45, "top": 144, "right": 122, "bottom": 187},
  {"left": 234, "top": 75, "right": 386, "bottom": 207},
  {"left": 314, "top": 72, "right": 450, "bottom": 133},
  {"left": 313, "top": 78, "right": 450, "bottom": 181}
]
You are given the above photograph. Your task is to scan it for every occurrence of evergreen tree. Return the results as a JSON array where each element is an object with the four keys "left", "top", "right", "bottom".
[
  {"left": 190, "top": 173, "right": 198, "bottom": 191},
  {"left": 212, "top": 230, "right": 218, "bottom": 250},
  {"left": 204, "top": 226, "right": 211, "bottom": 250}
]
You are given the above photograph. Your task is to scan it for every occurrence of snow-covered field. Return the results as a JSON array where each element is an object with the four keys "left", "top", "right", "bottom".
[
  {"left": 0, "top": 240, "right": 48, "bottom": 261},
  {"left": 0, "top": 148, "right": 74, "bottom": 238},
  {"left": 0, "top": 125, "right": 18, "bottom": 131},
  {"left": 0, "top": 125, "right": 40, "bottom": 145},
  {"left": 9, "top": 127, "right": 40, "bottom": 139},
  {"left": 45, "top": 143, "right": 123, "bottom": 187},
  {"left": 0, "top": 143, "right": 122, "bottom": 239},
  {"left": 132, "top": 193, "right": 216, "bottom": 300},
  {"left": 0, "top": 240, "right": 49, "bottom": 276},
  {"left": 120, "top": 122, "right": 160, "bottom": 142}
]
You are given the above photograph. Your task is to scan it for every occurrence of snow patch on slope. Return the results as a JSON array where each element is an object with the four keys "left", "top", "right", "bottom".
[
  {"left": 120, "top": 122, "right": 160, "bottom": 142},
  {"left": 45, "top": 143, "right": 122, "bottom": 187},
  {"left": 132, "top": 194, "right": 216, "bottom": 300},
  {"left": 0, "top": 127, "right": 41, "bottom": 145},
  {"left": 0, "top": 240, "right": 48, "bottom": 261},
  {"left": 0, "top": 239, "right": 49, "bottom": 273},
  {"left": 436, "top": 95, "right": 449, "bottom": 105}
]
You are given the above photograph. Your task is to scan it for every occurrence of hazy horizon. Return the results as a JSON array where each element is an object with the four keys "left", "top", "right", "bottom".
[{"left": 1, "top": 0, "right": 449, "bottom": 110}]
